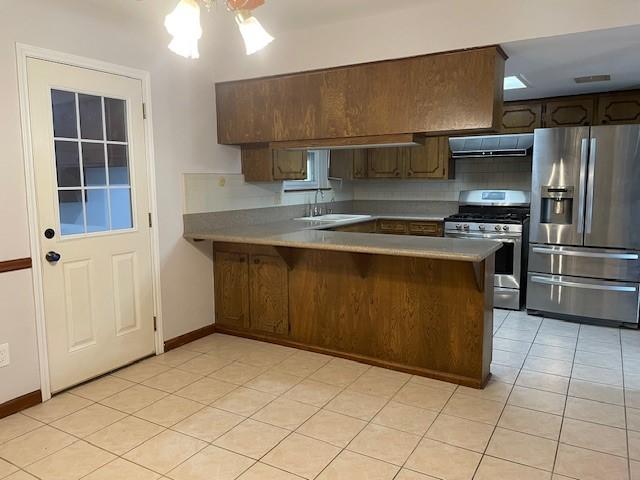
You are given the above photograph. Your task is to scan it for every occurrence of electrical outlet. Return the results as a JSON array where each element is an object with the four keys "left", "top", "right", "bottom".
[{"left": 0, "top": 343, "right": 9, "bottom": 368}]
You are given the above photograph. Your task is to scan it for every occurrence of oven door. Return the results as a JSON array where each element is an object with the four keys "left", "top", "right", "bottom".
[{"left": 445, "top": 232, "right": 522, "bottom": 289}]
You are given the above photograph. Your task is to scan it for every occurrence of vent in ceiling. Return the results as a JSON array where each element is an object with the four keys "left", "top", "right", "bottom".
[{"left": 574, "top": 74, "right": 611, "bottom": 84}]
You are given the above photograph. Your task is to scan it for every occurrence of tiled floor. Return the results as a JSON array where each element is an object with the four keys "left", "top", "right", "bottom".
[{"left": 2, "top": 309, "right": 640, "bottom": 479}]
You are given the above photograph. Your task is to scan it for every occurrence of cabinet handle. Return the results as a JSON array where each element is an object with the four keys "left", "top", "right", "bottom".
[
  {"left": 253, "top": 258, "right": 260, "bottom": 264},
  {"left": 407, "top": 171, "right": 413, "bottom": 176},
  {"left": 395, "top": 171, "right": 400, "bottom": 176}
]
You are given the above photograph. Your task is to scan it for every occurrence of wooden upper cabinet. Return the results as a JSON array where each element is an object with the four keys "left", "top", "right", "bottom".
[
  {"left": 596, "top": 91, "right": 640, "bottom": 125},
  {"left": 329, "top": 149, "right": 368, "bottom": 179},
  {"left": 241, "top": 145, "right": 307, "bottom": 182},
  {"left": 543, "top": 97, "right": 594, "bottom": 128},
  {"left": 249, "top": 255, "right": 289, "bottom": 335},
  {"left": 404, "top": 137, "right": 452, "bottom": 179},
  {"left": 216, "top": 46, "right": 506, "bottom": 145},
  {"left": 367, "top": 148, "right": 404, "bottom": 178},
  {"left": 214, "top": 252, "right": 249, "bottom": 329},
  {"left": 501, "top": 102, "right": 543, "bottom": 133}
]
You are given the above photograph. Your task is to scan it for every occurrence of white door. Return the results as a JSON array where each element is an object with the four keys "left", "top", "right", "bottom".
[{"left": 26, "top": 58, "right": 156, "bottom": 393}]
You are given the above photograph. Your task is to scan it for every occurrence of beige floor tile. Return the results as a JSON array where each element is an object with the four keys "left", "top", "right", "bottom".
[
  {"left": 574, "top": 349, "right": 622, "bottom": 370},
  {"left": 508, "top": 386, "right": 566, "bottom": 415},
  {"left": 632, "top": 460, "right": 640, "bottom": 480},
  {"left": 517, "top": 370, "right": 570, "bottom": 395},
  {"left": 564, "top": 396, "right": 626, "bottom": 428},
  {"left": 3, "top": 472, "right": 38, "bottom": 480},
  {"left": 317, "top": 450, "right": 399, "bottom": 480},
  {"left": 0, "top": 458, "right": 18, "bottom": 478},
  {"left": 490, "top": 364, "right": 520, "bottom": 384},
  {"left": 172, "top": 407, "right": 244, "bottom": 442},
  {"left": 498, "top": 405, "right": 562, "bottom": 440},
  {"left": 394, "top": 469, "right": 440, "bottom": 479},
  {"left": 150, "top": 348, "right": 202, "bottom": 367},
  {"left": 372, "top": 401, "right": 437, "bottom": 436},
  {"left": 628, "top": 407, "right": 640, "bottom": 432},
  {"left": 629, "top": 430, "right": 640, "bottom": 461},
  {"left": 240, "top": 349, "right": 291, "bottom": 369},
  {"left": 174, "top": 377, "right": 237, "bottom": 404},
  {"left": 627, "top": 389, "right": 640, "bottom": 409},
  {"left": 568, "top": 379, "right": 624, "bottom": 405},
  {"left": 0, "top": 426, "right": 75, "bottom": 467},
  {"left": 135, "top": 395, "right": 204, "bottom": 427},
  {"left": 496, "top": 327, "right": 537, "bottom": 343},
  {"left": 347, "top": 423, "right": 420, "bottom": 465},
  {"left": 141, "top": 368, "right": 202, "bottom": 393},
  {"left": 99, "top": 384, "right": 167, "bottom": 414},
  {"left": 167, "top": 445, "right": 254, "bottom": 480},
  {"left": 474, "top": 456, "right": 551, "bottom": 480},
  {"left": 457, "top": 378, "right": 512, "bottom": 403},
  {"left": 409, "top": 376, "right": 457, "bottom": 392},
  {"left": 213, "top": 419, "right": 289, "bottom": 459},
  {"left": 493, "top": 337, "right": 532, "bottom": 353},
  {"left": 491, "top": 349, "right": 527, "bottom": 368},
  {"left": 555, "top": 443, "right": 629, "bottom": 480},
  {"left": 426, "top": 414, "right": 493, "bottom": 453},
  {"left": 212, "top": 387, "right": 276, "bottom": 416},
  {"left": 70, "top": 376, "right": 134, "bottom": 401},
  {"left": 112, "top": 360, "right": 170, "bottom": 383},
  {"left": 176, "top": 354, "right": 232, "bottom": 376},
  {"left": 251, "top": 398, "right": 318, "bottom": 430},
  {"left": 528, "top": 344, "right": 575, "bottom": 362},
  {"left": 486, "top": 427, "right": 557, "bottom": 471},
  {"left": 324, "top": 390, "right": 387, "bottom": 421},
  {"left": 0, "top": 414, "right": 43, "bottom": 445},
  {"left": 24, "top": 441, "right": 114, "bottom": 480},
  {"left": 296, "top": 410, "right": 366, "bottom": 448},
  {"left": 237, "top": 462, "right": 305, "bottom": 479},
  {"left": 272, "top": 351, "right": 331, "bottom": 378},
  {"left": 50, "top": 403, "right": 126, "bottom": 437},
  {"left": 22, "top": 393, "right": 92, "bottom": 423},
  {"left": 523, "top": 356, "right": 573, "bottom": 377},
  {"left": 405, "top": 438, "right": 481, "bottom": 480},
  {"left": 208, "top": 362, "right": 266, "bottom": 385},
  {"left": 244, "top": 371, "right": 301, "bottom": 395},
  {"left": 309, "top": 358, "right": 369, "bottom": 387},
  {"left": 571, "top": 363, "right": 623, "bottom": 387},
  {"left": 123, "top": 430, "right": 206, "bottom": 474},
  {"left": 262, "top": 433, "right": 340, "bottom": 479},
  {"left": 560, "top": 417, "right": 627, "bottom": 457},
  {"left": 442, "top": 392, "right": 504, "bottom": 425},
  {"left": 347, "top": 370, "right": 408, "bottom": 399},
  {"left": 82, "top": 458, "right": 160, "bottom": 480},
  {"left": 85, "top": 416, "right": 164, "bottom": 455},
  {"left": 393, "top": 382, "right": 452, "bottom": 412},
  {"left": 535, "top": 333, "right": 577, "bottom": 349},
  {"left": 282, "top": 379, "right": 341, "bottom": 407}
]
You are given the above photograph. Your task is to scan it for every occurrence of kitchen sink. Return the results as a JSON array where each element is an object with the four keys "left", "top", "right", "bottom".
[{"left": 294, "top": 214, "right": 372, "bottom": 222}]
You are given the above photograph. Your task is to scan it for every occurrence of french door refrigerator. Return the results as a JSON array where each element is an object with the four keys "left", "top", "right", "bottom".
[{"left": 527, "top": 125, "right": 640, "bottom": 326}]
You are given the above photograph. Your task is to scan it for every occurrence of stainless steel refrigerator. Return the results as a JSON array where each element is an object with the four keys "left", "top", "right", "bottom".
[{"left": 527, "top": 125, "right": 640, "bottom": 326}]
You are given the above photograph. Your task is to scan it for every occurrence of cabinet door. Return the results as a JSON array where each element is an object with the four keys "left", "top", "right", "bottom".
[
  {"left": 404, "top": 137, "right": 450, "bottom": 179},
  {"left": 214, "top": 252, "right": 249, "bottom": 329},
  {"left": 272, "top": 150, "right": 307, "bottom": 180},
  {"left": 501, "top": 102, "right": 543, "bottom": 133},
  {"left": 367, "top": 148, "right": 403, "bottom": 178},
  {"left": 249, "top": 255, "right": 289, "bottom": 335},
  {"left": 544, "top": 98, "right": 594, "bottom": 127},
  {"left": 241, "top": 145, "right": 274, "bottom": 182},
  {"left": 328, "top": 150, "right": 353, "bottom": 179},
  {"left": 353, "top": 149, "right": 368, "bottom": 178},
  {"left": 596, "top": 92, "right": 640, "bottom": 125},
  {"left": 377, "top": 220, "right": 408, "bottom": 234},
  {"left": 408, "top": 221, "right": 443, "bottom": 237},
  {"left": 333, "top": 220, "right": 377, "bottom": 233}
]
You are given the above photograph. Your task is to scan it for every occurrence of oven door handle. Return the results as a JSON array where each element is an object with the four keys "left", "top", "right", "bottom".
[
  {"left": 530, "top": 275, "right": 638, "bottom": 293},
  {"left": 445, "top": 232, "right": 519, "bottom": 242},
  {"left": 532, "top": 247, "right": 639, "bottom": 260}
]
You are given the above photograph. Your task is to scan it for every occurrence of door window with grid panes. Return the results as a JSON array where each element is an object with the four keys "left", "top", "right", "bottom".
[{"left": 51, "top": 89, "right": 133, "bottom": 236}]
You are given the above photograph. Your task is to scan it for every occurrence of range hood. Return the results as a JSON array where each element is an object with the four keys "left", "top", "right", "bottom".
[{"left": 449, "top": 133, "right": 534, "bottom": 158}]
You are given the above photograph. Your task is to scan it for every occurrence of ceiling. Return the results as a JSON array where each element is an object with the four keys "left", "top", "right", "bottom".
[{"left": 502, "top": 25, "right": 640, "bottom": 101}]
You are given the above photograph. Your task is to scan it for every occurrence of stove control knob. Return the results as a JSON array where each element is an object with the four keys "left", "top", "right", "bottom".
[
  {"left": 463, "top": 224, "right": 470, "bottom": 231},
  {"left": 455, "top": 224, "right": 462, "bottom": 230},
  {"left": 478, "top": 225, "right": 486, "bottom": 231},
  {"left": 503, "top": 225, "right": 509, "bottom": 231},
  {"left": 494, "top": 225, "right": 501, "bottom": 231}
]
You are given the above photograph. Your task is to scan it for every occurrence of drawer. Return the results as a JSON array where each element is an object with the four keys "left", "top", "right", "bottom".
[
  {"left": 408, "top": 221, "right": 442, "bottom": 237},
  {"left": 377, "top": 220, "right": 408, "bottom": 234},
  {"left": 526, "top": 272, "right": 640, "bottom": 324},
  {"left": 529, "top": 245, "right": 640, "bottom": 282}
]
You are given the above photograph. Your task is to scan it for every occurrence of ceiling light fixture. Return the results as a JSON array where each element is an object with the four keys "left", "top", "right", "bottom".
[
  {"left": 504, "top": 75, "right": 528, "bottom": 90},
  {"left": 574, "top": 74, "right": 611, "bottom": 84},
  {"left": 164, "top": 0, "right": 273, "bottom": 59}
]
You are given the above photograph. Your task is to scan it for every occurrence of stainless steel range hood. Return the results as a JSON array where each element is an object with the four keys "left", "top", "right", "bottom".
[{"left": 449, "top": 133, "right": 534, "bottom": 158}]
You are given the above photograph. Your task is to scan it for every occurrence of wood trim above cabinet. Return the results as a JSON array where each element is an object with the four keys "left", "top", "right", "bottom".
[
  {"left": 0, "top": 257, "right": 32, "bottom": 274},
  {"left": 272, "top": 133, "right": 425, "bottom": 150}
]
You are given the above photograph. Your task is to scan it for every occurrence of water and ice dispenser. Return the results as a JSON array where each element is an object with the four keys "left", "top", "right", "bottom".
[{"left": 540, "top": 186, "right": 574, "bottom": 224}]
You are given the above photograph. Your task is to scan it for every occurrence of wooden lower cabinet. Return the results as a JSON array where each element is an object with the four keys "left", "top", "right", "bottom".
[
  {"left": 214, "top": 251, "right": 249, "bottom": 329},
  {"left": 331, "top": 220, "right": 377, "bottom": 233},
  {"left": 377, "top": 219, "right": 409, "bottom": 234}
]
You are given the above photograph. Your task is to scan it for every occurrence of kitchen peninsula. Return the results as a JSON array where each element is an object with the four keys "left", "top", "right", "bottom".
[{"left": 186, "top": 215, "right": 499, "bottom": 388}]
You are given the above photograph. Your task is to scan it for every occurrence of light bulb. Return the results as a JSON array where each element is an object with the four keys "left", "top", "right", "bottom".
[
  {"left": 235, "top": 12, "right": 274, "bottom": 55},
  {"left": 165, "top": 0, "right": 202, "bottom": 59}
]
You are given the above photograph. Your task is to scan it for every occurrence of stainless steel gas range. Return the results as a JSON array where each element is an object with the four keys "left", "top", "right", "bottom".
[{"left": 445, "top": 190, "right": 531, "bottom": 310}]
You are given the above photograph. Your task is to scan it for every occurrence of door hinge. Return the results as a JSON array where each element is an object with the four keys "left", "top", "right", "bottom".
[
  {"left": 148, "top": 212, "right": 152, "bottom": 228},
  {"left": 153, "top": 316, "right": 157, "bottom": 331},
  {"left": 142, "top": 102, "right": 147, "bottom": 119}
]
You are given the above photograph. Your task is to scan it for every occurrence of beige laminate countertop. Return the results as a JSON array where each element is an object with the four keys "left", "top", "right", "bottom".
[{"left": 185, "top": 214, "right": 501, "bottom": 262}]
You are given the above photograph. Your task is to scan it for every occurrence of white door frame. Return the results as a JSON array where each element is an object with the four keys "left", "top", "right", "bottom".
[{"left": 16, "top": 43, "right": 164, "bottom": 401}]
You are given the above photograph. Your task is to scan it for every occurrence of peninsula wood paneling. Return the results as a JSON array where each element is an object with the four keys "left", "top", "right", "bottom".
[{"left": 216, "top": 46, "right": 506, "bottom": 145}]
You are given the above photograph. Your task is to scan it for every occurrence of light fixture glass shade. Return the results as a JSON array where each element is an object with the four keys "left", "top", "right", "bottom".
[
  {"left": 235, "top": 12, "right": 274, "bottom": 55},
  {"left": 165, "top": 0, "right": 202, "bottom": 59}
]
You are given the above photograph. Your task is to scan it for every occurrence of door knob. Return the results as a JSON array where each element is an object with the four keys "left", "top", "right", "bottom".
[{"left": 45, "top": 251, "right": 61, "bottom": 263}]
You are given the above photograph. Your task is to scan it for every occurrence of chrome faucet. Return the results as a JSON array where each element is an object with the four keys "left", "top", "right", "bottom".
[{"left": 312, "top": 188, "right": 325, "bottom": 216}]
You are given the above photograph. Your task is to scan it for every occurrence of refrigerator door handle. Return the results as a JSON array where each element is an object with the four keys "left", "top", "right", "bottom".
[
  {"left": 577, "top": 138, "right": 589, "bottom": 234},
  {"left": 531, "top": 247, "right": 639, "bottom": 260},
  {"left": 530, "top": 275, "right": 638, "bottom": 293},
  {"left": 585, "top": 138, "right": 597, "bottom": 234}
]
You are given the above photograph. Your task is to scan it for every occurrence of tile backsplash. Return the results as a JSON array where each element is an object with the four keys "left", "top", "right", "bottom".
[{"left": 353, "top": 156, "right": 532, "bottom": 201}]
